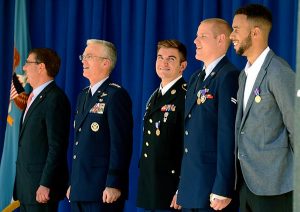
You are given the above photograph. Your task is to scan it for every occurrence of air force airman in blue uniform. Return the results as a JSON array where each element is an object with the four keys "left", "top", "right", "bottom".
[
  {"left": 175, "top": 19, "right": 239, "bottom": 212},
  {"left": 68, "top": 39, "right": 133, "bottom": 212}
]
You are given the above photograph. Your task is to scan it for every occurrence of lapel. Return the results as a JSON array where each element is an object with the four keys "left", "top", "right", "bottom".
[
  {"left": 20, "top": 82, "right": 56, "bottom": 137},
  {"left": 75, "top": 79, "right": 110, "bottom": 131},
  {"left": 185, "top": 57, "right": 228, "bottom": 118},
  {"left": 236, "top": 71, "right": 247, "bottom": 127},
  {"left": 240, "top": 50, "right": 274, "bottom": 128},
  {"left": 147, "top": 78, "right": 184, "bottom": 117}
]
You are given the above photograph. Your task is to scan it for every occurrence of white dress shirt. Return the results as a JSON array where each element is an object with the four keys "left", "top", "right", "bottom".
[
  {"left": 243, "top": 47, "right": 270, "bottom": 110},
  {"left": 159, "top": 75, "right": 182, "bottom": 95}
]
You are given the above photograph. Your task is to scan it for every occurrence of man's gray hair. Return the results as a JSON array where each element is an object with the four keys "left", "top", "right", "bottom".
[{"left": 87, "top": 39, "right": 117, "bottom": 71}]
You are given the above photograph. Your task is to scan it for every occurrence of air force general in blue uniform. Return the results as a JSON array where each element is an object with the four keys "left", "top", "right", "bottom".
[
  {"left": 176, "top": 19, "right": 239, "bottom": 211},
  {"left": 68, "top": 39, "right": 133, "bottom": 212}
]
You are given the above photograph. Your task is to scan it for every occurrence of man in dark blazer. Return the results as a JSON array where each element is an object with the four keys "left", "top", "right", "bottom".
[
  {"left": 230, "top": 4, "right": 295, "bottom": 211},
  {"left": 14, "top": 48, "right": 71, "bottom": 211},
  {"left": 173, "top": 18, "right": 239, "bottom": 211},
  {"left": 67, "top": 39, "right": 133, "bottom": 212},
  {"left": 137, "top": 40, "right": 187, "bottom": 211}
]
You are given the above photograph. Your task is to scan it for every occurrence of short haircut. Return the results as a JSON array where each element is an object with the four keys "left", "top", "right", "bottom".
[
  {"left": 157, "top": 39, "right": 187, "bottom": 62},
  {"left": 87, "top": 39, "right": 117, "bottom": 71},
  {"left": 30, "top": 48, "right": 61, "bottom": 78},
  {"left": 201, "top": 18, "right": 232, "bottom": 49},
  {"left": 234, "top": 4, "right": 272, "bottom": 31},
  {"left": 201, "top": 18, "right": 232, "bottom": 37}
]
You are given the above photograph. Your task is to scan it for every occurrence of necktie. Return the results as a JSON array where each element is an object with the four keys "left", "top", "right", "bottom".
[
  {"left": 155, "top": 89, "right": 162, "bottom": 104},
  {"left": 157, "top": 90, "right": 162, "bottom": 99},
  {"left": 199, "top": 69, "right": 206, "bottom": 82},
  {"left": 23, "top": 92, "right": 34, "bottom": 121},
  {"left": 194, "top": 69, "right": 206, "bottom": 92},
  {"left": 83, "top": 89, "right": 92, "bottom": 111}
]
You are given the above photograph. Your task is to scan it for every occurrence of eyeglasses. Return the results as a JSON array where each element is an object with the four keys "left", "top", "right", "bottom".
[
  {"left": 25, "top": 60, "right": 40, "bottom": 65},
  {"left": 79, "top": 54, "right": 108, "bottom": 61}
]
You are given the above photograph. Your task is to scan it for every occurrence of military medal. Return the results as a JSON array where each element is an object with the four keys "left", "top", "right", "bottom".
[
  {"left": 197, "top": 88, "right": 209, "bottom": 105},
  {"left": 156, "top": 129, "right": 160, "bottom": 136},
  {"left": 255, "top": 95, "right": 261, "bottom": 103},
  {"left": 91, "top": 122, "right": 99, "bottom": 132},
  {"left": 254, "top": 88, "right": 261, "bottom": 103},
  {"left": 163, "top": 112, "right": 169, "bottom": 122},
  {"left": 201, "top": 89, "right": 208, "bottom": 104},
  {"left": 197, "top": 91, "right": 201, "bottom": 105},
  {"left": 200, "top": 95, "right": 206, "bottom": 103},
  {"left": 155, "top": 121, "right": 160, "bottom": 136}
]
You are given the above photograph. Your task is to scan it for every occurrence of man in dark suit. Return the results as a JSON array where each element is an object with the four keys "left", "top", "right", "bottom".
[
  {"left": 173, "top": 18, "right": 239, "bottom": 211},
  {"left": 230, "top": 4, "right": 295, "bottom": 211},
  {"left": 137, "top": 40, "right": 187, "bottom": 211},
  {"left": 14, "top": 48, "right": 71, "bottom": 211},
  {"left": 67, "top": 39, "right": 133, "bottom": 212}
]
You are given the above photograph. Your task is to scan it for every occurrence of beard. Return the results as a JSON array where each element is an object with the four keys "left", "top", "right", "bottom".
[{"left": 237, "top": 32, "right": 252, "bottom": 56}]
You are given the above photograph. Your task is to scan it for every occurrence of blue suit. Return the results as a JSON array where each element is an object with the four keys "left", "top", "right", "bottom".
[
  {"left": 177, "top": 57, "right": 239, "bottom": 210},
  {"left": 70, "top": 78, "right": 133, "bottom": 210}
]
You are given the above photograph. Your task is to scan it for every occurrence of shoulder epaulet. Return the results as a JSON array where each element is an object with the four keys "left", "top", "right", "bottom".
[
  {"left": 182, "top": 83, "right": 187, "bottom": 91},
  {"left": 109, "top": 83, "right": 121, "bottom": 88}
]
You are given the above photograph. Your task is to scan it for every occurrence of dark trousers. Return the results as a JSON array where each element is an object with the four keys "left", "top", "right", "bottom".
[
  {"left": 239, "top": 182, "right": 292, "bottom": 212},
  {"left": 20, "top": 202, "right": 58, "bottom": 212},
  {"left": 71, "top": 200, "right": 125, "bottom": 212}
]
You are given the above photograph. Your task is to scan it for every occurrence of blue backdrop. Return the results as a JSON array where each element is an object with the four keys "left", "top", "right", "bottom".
[{"left": 0, "top": 0, "right": 298, "bottom": 211}]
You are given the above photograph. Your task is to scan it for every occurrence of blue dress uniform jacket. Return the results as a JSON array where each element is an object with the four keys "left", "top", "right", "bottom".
[
  {"left": 70, "top": 78, "right": 133, "bottom": 202},
  {"left": 177, "top": 57, "right": 239, "bottom": 209},
  {"left": 14, "top": 82, "right": 71, "bottom": 204},
  {"left": 137, "top": 78, "right": 186, "bottom": 209}
]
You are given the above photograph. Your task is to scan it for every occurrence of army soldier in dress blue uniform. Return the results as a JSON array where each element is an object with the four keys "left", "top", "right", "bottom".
[
  {"left": 137, "top": 40, "right": 187, "bottom": 212},
  {"left": 172, "top": 19, "right": 239, "bottom": 211},
  {"left": 67, "top": 39, "right": 133, "bottom": 212}
]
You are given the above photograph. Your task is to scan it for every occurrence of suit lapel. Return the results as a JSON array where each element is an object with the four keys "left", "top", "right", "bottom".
[
  {"left": 20, "top": 82, "right": 56, "bottom": 137},
  {"left": 185, "top": 70, "right": 201, "bottom": 118},
  {"left": 236, "top": 72, "right": 247, "bottom": 128},
  {"left": 75, "top": 79, "right": 110, "bottom": 131},
  {"left": 240, "top": 50, "right": 274, "bottom": 127}
]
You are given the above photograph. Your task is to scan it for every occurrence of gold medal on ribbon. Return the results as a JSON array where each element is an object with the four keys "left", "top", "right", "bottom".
[
  {"left": 197, "top": 98, "right": 201, "bottom": 105},
  {"left": 255, "top": 95, "right": 261, "bottom": 103},
  {"left": 200, "top": 95, "right": 206, "bottom": 103},
  {"left": 156, "top": 128, "right": 160, "bottom": 136}
]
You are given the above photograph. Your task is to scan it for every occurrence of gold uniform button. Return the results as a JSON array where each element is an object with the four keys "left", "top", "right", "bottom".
[
  {"left": 75, "top": 141, "right": 79, "bottom": 145},
  {"left": 171, "top": 170, "right": 175, "bottom": 174},
  {"left": 149, "top": 119, "right": 153, "bottom": 123},
  {"left": 185, "top": 148, "right": 188, "bottom": 153},
  {"left": 188, "top": 114, "right": 192, "bottom": 118},
  {"left": 185, "top": 130, "right": 188, "bottom": 135},
  {"left": 146, "top": 142, "right": 149, "bottom": 146},
  {"left": 144, "top": 153, "right": 148, "bottom": 158},
  {"left": 147, "top": 130, "right": 151, "bottom": 135},
  {"left": 73, "top": 155, "right": 77, "bottom": 159}
]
